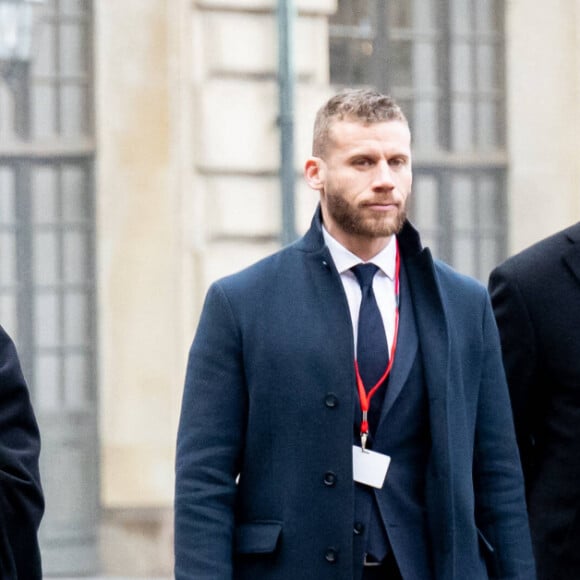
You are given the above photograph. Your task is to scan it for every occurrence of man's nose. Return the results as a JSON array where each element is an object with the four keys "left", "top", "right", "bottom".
[{"left": 372, "top": 160, "right": 395, "bottom": 189}]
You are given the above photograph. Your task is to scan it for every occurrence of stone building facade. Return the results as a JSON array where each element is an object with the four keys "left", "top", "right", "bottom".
[{"left": 0, "top": 0, "right": 578, "bottom": 576}]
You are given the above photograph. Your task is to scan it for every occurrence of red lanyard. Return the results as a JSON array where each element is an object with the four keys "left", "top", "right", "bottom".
[{"left": 355, "top": 240, "right": 400, "bottom": 450}]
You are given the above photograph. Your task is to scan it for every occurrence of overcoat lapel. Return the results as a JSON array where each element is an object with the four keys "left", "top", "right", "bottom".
[
  {"left": 403, "top": 244, "right": 455, "bottom": 560},
  {"left": 299, "top": 232, "right": 358, "bottom": 407},
  {"left": 376, "top": 260, "right": 418, "bottom": 425}
]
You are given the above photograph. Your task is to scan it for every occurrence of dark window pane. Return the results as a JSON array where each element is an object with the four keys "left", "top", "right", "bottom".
[
  {"left": 0, "top": 168, "right": 16, "bottom": 222},
  {"left": 32, "top": 83, "right": 57, "bottom": 138},
  {"left": 35, "top": 354, "right": 61, "bottom": 410},
  {"left": 62, "top": 166, "right": 86, "bottom": 221},
  {"left": 35, "top": 292, "right": 61, "bottom": 347},
  {"left": 32, "top": 166, "right": 58, "bottom": 223},
  {"left": 0, "top": 233, "right": 17, "bottom": 284},
  {"left": 64, "top": 230, "right": 88, "bottom": 283}
]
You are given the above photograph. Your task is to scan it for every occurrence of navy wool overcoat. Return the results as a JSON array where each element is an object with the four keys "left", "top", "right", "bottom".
[{"left": 175, "top": 209, "right": 535, "bottom": 580}]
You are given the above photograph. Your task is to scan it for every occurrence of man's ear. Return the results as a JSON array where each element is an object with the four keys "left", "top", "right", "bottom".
[{"left": 304, "top": 157, "right": 325, "bottom": 191}]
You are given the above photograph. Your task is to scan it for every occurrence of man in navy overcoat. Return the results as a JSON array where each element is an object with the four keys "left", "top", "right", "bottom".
[
  {"left": 0, "top": 325, "right": 44, "bottom": 578},
  {"left": 175, "top": 89, "right": 535, "bottom": 579}
]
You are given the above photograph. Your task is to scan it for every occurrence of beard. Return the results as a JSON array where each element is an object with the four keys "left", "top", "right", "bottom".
[{"left": 324, "top": 189, "right": 408, "bottom": 239}]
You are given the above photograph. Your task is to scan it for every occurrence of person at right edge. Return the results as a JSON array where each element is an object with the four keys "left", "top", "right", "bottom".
[
  {"left": 489, "top": 223, "right": 580, "bottom": 580},
  {"left": 0, "top": 324, "right": 44, "bottom": 579}
]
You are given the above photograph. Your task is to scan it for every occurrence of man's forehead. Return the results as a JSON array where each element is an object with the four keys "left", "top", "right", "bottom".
[
  {"left": 327, "top": 118, "right": 411, "bottom": 147},
  {"left": 330, "top": 117, "right": 408, "bottom": 133}
]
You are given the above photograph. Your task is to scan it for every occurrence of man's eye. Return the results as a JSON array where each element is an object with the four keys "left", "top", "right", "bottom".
[
  {"left": 390, "top": 158, "right": 405, "bottom": 168},
  {"left": 353, "top": 158, "right": 373, "bottom": 167}
]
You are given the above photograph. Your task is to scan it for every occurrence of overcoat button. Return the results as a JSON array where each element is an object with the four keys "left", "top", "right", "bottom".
[
  {"left": 324, "top": 393, "right": 338, "bottom": 408},
  {"left": 325, "top": 548, "right": 338, "bottom": 563},
  {"left": 353, "top": 522, "right": 364, "bottom": 535},
  {"left": 323, "top": 471, "right": 337, "bottom": 486}
]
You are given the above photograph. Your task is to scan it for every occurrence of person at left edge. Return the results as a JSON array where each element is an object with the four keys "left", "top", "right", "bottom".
[
  {"left": 0, "top": 325, "right": 44, "bottom": 579},
  {"left": 174, "top": 88, "right": 534, "bottom": 579}
]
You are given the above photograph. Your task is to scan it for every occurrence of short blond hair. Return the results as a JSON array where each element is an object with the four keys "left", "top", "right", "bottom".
[{"left": 312, "top": 88, "right": 408, "bottom": 157}]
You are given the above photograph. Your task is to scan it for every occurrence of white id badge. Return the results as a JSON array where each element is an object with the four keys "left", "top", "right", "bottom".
[{"left": 352, "top": 445, "right": 391, "bottom": 489}]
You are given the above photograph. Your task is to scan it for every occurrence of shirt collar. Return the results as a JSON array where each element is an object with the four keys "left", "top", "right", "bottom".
[{"left": 322, "top": 226, "right": 397, "bottom": 280}]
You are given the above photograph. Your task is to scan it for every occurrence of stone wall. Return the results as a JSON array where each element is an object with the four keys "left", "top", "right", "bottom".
[
  {"left": 506, "top": 0, "right": 580, "bottom": 252},
  {"left": 96, "top": 0, "right": 336, "bottom": 574}
]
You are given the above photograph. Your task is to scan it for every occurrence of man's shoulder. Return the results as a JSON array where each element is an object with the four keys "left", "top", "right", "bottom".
[
  {"left": 493, "top": 222, "right": 580, "bottom": 280},
  {"left": 432, "top": 257, "right": 487, "bottom": 296},
  {"left": 0, "top": 324, "right": 18, "bottom": 364},
  {"left": 512, "top": 222, "right": 579, "bottom": 261},
  {"left": 408, "top": 256, "right": 489, "bottom": 320}
]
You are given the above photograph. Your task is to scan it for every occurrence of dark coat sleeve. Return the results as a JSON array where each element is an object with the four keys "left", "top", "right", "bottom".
[
  {"left": 174, "top": 283, "right": 247, "bottom": 580},
  {"left": 0, "top": 326, "right": 44, "bottom": 580},
  {"left": 472, "top": 297, "right": 536, "bottom": 579}
]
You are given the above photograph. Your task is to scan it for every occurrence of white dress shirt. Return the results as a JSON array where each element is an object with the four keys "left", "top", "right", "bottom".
[{"left": 322, "top": 226, "right": 397, "bottom": 356}]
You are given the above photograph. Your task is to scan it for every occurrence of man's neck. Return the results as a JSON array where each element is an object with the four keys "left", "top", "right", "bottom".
[
  {"left": 325, "top": 229, "right": 393, "bottom": 262},
  {"left": 322, "top": 225, "right": 396, "bottom": 267}
]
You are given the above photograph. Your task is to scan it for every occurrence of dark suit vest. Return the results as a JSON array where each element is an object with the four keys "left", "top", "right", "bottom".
[{"left": 352, "top": 262, "right": 432, "bottom": 580}]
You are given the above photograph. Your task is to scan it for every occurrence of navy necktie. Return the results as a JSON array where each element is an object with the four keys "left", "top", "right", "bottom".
[
  {"left": 352, "top": 263, "right": 392, "bottom": 562},
  {"left": 351, "top": 264, "right": 389, "bottom": 390}
]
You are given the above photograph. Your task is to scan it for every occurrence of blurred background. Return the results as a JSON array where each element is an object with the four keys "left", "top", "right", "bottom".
[{"left": 0, "top": 0, "right": 578, "bottom": 577}]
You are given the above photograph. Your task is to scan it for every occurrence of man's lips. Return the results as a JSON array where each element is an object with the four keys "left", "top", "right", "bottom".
[{"left": 361, "top": 202, "right": 398, "bottom": 211}]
